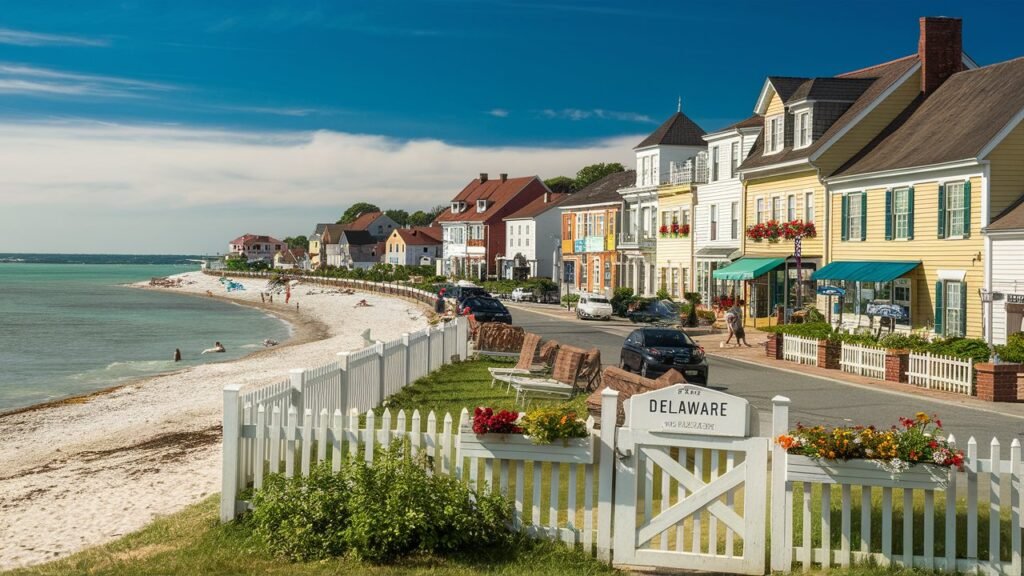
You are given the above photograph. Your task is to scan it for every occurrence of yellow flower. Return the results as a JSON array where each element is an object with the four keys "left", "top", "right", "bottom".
[{"left": 916, "top": 412, "right": 930, "bottom": 423}]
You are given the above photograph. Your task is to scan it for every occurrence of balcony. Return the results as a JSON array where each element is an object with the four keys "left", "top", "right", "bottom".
[
  {"left": 669, "top": 151, "right": 709, "bottom": 185},
  {"left": 618, "top": 231, "right": 656, "bottom": 250}
]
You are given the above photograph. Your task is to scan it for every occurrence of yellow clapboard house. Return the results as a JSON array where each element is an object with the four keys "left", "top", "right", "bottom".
[{"left": 722, "top": 17, "right": 975, "bottom": 328}]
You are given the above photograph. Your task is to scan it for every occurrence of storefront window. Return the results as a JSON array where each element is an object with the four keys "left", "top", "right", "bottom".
[{"left": 835, "top": 279, "right": 911, "bottom": 327}]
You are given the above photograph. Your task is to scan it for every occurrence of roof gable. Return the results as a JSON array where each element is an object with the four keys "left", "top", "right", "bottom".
[
  {"left": 634, "top": 112, "right": 706, "bottom": 149},
  {"left": 504, "top": 192, "right": 568, "bottom": 220},
  {"left": 434, "top": 175, "right": 545, "bottom": 223},
  {"left": 754, "top": 77, "right": 810, "bottom": 114},
  {"left": 559, "top": 170, "right": 636, "bottom": 209}
]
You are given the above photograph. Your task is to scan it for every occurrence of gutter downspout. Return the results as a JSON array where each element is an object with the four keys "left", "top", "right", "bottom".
[{"left": 982, "top": 160, "right": 993, "bottom": 345}]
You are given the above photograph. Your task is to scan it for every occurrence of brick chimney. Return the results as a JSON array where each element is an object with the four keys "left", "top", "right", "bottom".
[
  {"left": 479, "top": 172, "right": 488, "bottom": 183},
  {"left": 500, "top": 173, "right": 508, "bottom": 182},
  {"left": 919, "top": 17, "right": 963, "bottom": 96}
]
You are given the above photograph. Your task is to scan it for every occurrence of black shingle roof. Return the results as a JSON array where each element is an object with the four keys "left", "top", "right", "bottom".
[{"left": 634, "top": 112, "right": 706, "bottom": 149}]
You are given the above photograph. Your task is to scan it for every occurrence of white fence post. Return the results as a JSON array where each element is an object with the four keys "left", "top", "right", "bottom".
[
  {"left": 401, "top": 333, "right": 411, "bottom": 387},
  {"left": 376, "top": 341, "right": 386, "bottom": 406},
  {"left": 220, "top": 384, "right": 243, "bottom": 523},
  {"left": 336, "top": 351, "right": 350, "bottom": 418},
  {"left": 596, "top": 388, "right": 618, "bottom": 563},
  {"left": 770, "top": 395, "right": 791, "bottom": 572},
  {"left": 289, "top": 368, "right": 305, "bottom": 420}
]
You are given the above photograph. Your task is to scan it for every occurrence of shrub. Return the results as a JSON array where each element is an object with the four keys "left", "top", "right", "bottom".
[
  {"left": 520, "top": 407, "right": 588, "bottom": 444},
  {"left": 804, "top": 306, "right": 826, "bottom": 324},
  {"left": 877, "top": 333, "right": 930, "bottom": 351},
  {"left": 925, "top": 337, "right": 990, "bottom": 363},
  {"left": 837, "top": 332, "right": 880, "bottom": 346},
  {"left": 995, "top": 332, "right": 1024, "bottom": 363},
  {"left": 249, "top": 461, "right": 350, "bottom": 561},
  {"left": 762, "top": 321, "right": 838, "bottom": 341},
  {"left": 697, "top": 309, "right": 717, "bottom": 324},
  {"left": 656, "top": 288, "right": 671, "bottom": 301},
  {"left": 611, "top": 287, "right": 636, "bottom": 317},
  {"left": 683, "top": 291, "right": 702, "bottom": 306},
  {"left": 248, "top": 442, "right": 515, "bottom": 564}
]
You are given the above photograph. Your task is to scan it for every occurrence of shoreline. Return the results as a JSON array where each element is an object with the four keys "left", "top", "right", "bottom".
[
  {"left": 0, "top": 282, "right": 330, "bottom": 420},
  {"left": 0, "top": 271, "right": 429, "bottom": 570}
]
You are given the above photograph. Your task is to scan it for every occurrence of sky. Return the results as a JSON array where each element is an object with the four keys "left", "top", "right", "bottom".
[{"left": 0, "top": 1, "right": 1021, "bottom": 254}]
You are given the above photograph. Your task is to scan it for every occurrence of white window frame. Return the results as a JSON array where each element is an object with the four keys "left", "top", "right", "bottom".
[
  {"left": 710, "top": 204, "right": 718, "bottom": 241},
  {"left": 731, "top": 201, "right": 739, "bottom": 240},
  {"left": 711, "top": 146, "right": 720, "bottom": 181},
  {"left": 730, "top": 141, "right": 739, "bottom": 179},
  {"left": 945, "top": 181, "right": 966, "bottom": 239},
  {"left": 796, "top": 111, "right": 811, "bottom": 148},
  {"left": 945, "top": 280, "right": 963, "bottom": 337},
  {"left": 847, "top": 192, "right": 863, "bottom": 241},
  {"left": 771, "top": 196, "right": 782, "bottom": 221},
  {"left": 787, "top": 194, "right": 796, "bottom": 221},
  {"left": 766, "top": 114, "right": 784, "bottom": 154},
  {"left": 893, "top": 187, "right": 910, "bottom": 240},
  {"left": 804, "top": 191, "right": 815, "bottom": 223},
  {"left": 756, "top": 197, "right": 765, "bottom": 224}
]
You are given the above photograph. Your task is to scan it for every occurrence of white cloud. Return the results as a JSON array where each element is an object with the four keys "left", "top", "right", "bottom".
[
  {"left": 488, "top": 108, "right": 509, "bottom": 118},
  {"left": 213, "top": 105, "right": 339, "bottom": 117},
  {"left": 0, "top": 121, "right": 639, "bottom": 252},
  {"left": 0, "top": 27, "right": 108, "bottom": 47},
  {"left": 0, "top": 63, "right": 175, "bottom": 98},
  {"left": 541, "top": 108, "right": 655, "bottom": 123}
]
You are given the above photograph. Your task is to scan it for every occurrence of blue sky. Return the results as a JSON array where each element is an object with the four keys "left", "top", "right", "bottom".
[{"left": 0, "top": 1, "right": 1019, "bottom": 253}]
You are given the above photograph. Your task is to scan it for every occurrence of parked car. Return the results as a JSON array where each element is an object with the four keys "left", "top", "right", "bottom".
[
  {"left": 445, "top": 284, "right": 491, "bottom": 304},
  {"left": 460, "top": 296, "right": 512, "bottom": 324},
  {"left": 510, "top": 287, "right": 535, "bottom": 302},
  {"left": 627, "top": 299, "right": 682, "bottom": 325},
  {"left": 619, "top": 327, "right": 708, "bottom": 383},
  {"left": 576, "top": 293, "right": 613, "bottom": 320}
]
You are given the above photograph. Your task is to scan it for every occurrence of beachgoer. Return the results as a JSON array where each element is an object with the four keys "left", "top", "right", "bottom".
[
  {"left": 263, "top": 338, "right": 279, "bottom": 347},
  {"left": 268, "top": 294, "right": 273, "bottom": 303},
  {"left": 174, "top": 348, "right": 182, "bottom": 362},
  {"left": 733, "top": 301, "right": 751, "bottom": 347},
  {"left": 355, "top": 299, "right": 371, "bottom": 307},
  {"left": 296, "top": 302, "right": 299, "bottom": 311},
  {"left": 260, "top": 293, "right": 265, "bottom": 303},
  {"left": 434, "top": 290, "right": 446, "bottom": 314},
  {"left": 724, "top": 307, "right": 737, "bottom": 345},
  {"left": 201, "top": 341, "right": 226, "bottom": 355}
]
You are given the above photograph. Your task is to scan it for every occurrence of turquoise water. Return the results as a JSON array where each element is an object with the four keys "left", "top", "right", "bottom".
[{"left": 0, "top": 255, "right": 291, "bottom": 412}]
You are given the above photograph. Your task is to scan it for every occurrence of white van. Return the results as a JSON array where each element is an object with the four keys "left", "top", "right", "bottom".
[{"left": 576, "top": 293, "right": 613, "bottom": 320}]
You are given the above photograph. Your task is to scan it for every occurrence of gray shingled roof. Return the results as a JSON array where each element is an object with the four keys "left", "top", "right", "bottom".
[
  {"left": 767, "top": 76, "right": 811, "bottom": 102},
  {"left": 787, "top": 77, "right": 876, "bottom": 103},
  {"left": 988, "top": 194, "right": 1024, "bottom": 231},
  {"left": 634, "top": 112, "right": 706, "bottom": 149},
  {"left": 559, "top": 170, "right": 636, "bottom": 208},
  {"left": 835, "top": 56, "right": 1024, "bottom": 178}
]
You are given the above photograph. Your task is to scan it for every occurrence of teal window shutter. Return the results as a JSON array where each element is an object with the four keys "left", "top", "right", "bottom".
[
  {"left": 860, "top": 192, "right": 867, "bottom": 241},
  {"left": 963, "top": 180, "right": 972, "bottom": 238},
  {"left": 934, "top": 280, "right": 944, "bottom": 335},
  {"left": 841, "top": 195, "right": 849, "bottom": 241},
  {"left": 960, "top": 281, "right": 968, "bottom": 336},
  {"left": 937, "top": 184, "right": 946, "bottom": 239},
  {"left": 884, "top": 188, "right": 893, "bottom": 240},
  {"left": 907, "top": 186, "right": 915, "bottom": 240}
]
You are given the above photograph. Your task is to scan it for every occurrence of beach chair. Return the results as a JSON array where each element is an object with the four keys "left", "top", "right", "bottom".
[
  {"left": 487, "top": 332, "right": 542, "bottom": 388},
  {"left": 509, "top": 345, "right": 586, "bottom": 406}
]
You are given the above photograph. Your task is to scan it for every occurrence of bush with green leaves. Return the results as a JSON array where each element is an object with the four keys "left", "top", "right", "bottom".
[
  {"left": 248, "top": 442, "right": 514, "bottom": 564},
  {"left": 560, "top": 293, "right": 580, "bottom": 305},
  {"left": 995, "top": 332, "right": 1024, "bottom": 363},
  {"left": 762, "top": 321, "right": 839, "bottom": 341},
  {"left": 925, "top": 337, "right": 990, "bottom": 363},
  {"left": 877, "top": 332, "right": 931, "bottom": 351},
  {"left": 656, "top": 288, "right": 671, "bottom": 301},
  {"left": 610, "top": 287, "right": 636, "bottom": 317}
]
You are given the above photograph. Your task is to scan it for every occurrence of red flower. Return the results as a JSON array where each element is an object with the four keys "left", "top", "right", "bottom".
[{"left": 659, "top": 225, "right": 669, "bottom": 235}]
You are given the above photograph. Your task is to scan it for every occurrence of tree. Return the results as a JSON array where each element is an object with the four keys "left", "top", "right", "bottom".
[
  {"left": 337, "top": 202, "right": 381, "bottom": 224},
  {"left": 384, "top": 209, "right": 409, "bottom": 226},
  {"left": 407, "top": 210, "right": 433, "bottom": 226},
  {"left": 283, "top": 235, "right": 307, "bottom": 249},
  {"left": 574, "top": 162, "right": 625, "bottom": 190},
  {"left": 544, "top": 176, "right": 577, "bottom": 194}
]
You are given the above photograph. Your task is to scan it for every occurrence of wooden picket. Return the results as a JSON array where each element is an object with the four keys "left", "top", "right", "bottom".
[
  {"left": 782, "top": 334, "right": 818, "bottom": 366},
  {"left": 907, "top": 351, "right": 974, "bottom": 395},
  {"left": 840, "top": 342, "right": 886, "bottom": 380}
]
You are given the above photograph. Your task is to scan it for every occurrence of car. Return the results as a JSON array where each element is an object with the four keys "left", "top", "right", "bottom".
[
  {"left": 444, "top": 284, "right": 491, "bottom": 304},
  {"left": 618, "top": 327, "right": 708, "bottom": 384},
  {"left": 510, "top": 287, "right": 535, "bottom": 302},
  {"left": 460, "top": 296, "right": 512, "bottom": 324},
  {"left": 576, "top": 293, "right": 612, "bottom": 320},
  {"left": 627, "top": 299, "right": 682, "bottom": 325}
]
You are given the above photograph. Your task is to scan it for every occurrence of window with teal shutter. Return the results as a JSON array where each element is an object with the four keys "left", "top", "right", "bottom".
[
  {"left": 963, "top": 180, "right": 972, "bottom": 238},
  {"left": 937, "top": 184, "right": 946, "bottom": 239},
  {"left": 860, "top": 192, "right": 867, "bottom": 241},
  {"left": 884, "top": 189, "right": 893, "bottom": 240},
  {"left": 907, "top": 186, "right": 915, "bottom": 239},
  {"left": 934, "top": 280, "right": 944, "bottom": 334},
  {"left": 841, "top": 195, "right": 849, "bottom": 241},
  {"left": 959, "top": 281, "right": 967, "bottom": 336}
]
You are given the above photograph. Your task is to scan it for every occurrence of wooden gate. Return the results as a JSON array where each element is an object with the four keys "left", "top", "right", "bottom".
[{"left": 612, "top": 385, "right": 768, "bottom": 574}]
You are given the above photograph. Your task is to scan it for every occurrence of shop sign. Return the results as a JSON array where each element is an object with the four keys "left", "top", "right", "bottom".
[
  {"left": 866, "top": 303, "right": 909, "bottom": 320},
  {"left": 584, "top": 236, "right": 605, "bottom": 252},
  {"left": 1007, "top": 293, "right": 1024, "bottom": 305},
  {"left": 816, "top": 285, "right": 846, "bottom": 297},
  {"left": 573, "top": 239, "right": 586, "bottom": 253},
  {"left": 628, "top": 384, "right": 750, "bottom": 437}
]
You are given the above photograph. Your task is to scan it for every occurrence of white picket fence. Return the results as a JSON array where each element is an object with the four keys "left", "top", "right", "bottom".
[
  {"left": 907, "top": 351, "right": 975, "bottom": 396},
  {"left": 771, "top": 397, "right": 1021, "bottom": 575},
  {"left": 221, "top": 316, "right": 469, "bottom": 520},
  {"left": 840, "top": 343, "right": 887, "bottom": 380},
  {"left": 783, "top": 334, "right": 819, "bottom": 366}
]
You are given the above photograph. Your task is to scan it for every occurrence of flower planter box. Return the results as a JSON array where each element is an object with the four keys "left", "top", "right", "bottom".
[
  {"left": 786, "top": 454, "right": 950, "bottom": 490},
  {"left": 458, "top": 432, "right": 594, "bottom": 464}
]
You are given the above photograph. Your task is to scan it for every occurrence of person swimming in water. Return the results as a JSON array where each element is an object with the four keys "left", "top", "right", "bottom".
[{"left": 201, "top": 341, "right": 226, "bottom": 354}]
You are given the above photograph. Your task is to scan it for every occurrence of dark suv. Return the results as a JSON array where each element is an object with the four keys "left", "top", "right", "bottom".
[
  {"left": 619, "top": 327, "right": 708, "bottom": 384},
  {"left": 460, "top": 296, "right": 512, "bottom": 324}
]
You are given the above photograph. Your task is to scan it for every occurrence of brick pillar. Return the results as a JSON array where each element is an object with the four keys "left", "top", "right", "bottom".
[
  {"left": 975, "top": 363, "right": 1023, "bottom": 403},
  {"left": 767, "top": 333, "right": 783, "bottom": 360},
  {"left": 885, "top": 349, "right": 910, "bottom": 383},
  {"left": 817, "top": 340, "right": 841, "bottom": 370}
]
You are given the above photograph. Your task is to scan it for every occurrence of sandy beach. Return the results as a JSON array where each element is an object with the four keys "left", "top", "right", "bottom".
[{"left": 0, "top": 271, "right": 430, "bottom": 570}]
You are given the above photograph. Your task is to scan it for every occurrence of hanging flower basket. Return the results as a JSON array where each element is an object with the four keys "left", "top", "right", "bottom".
[
  {"left": 746, "top": 220, "right": 783, "bottom": 243},
  {"left": 782, "top": 219, "right": 817, "bottom": 240}
]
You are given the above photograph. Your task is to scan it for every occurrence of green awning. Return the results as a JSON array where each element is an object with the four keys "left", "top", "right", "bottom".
[
  {"left": 812, "top": 260, "right": 920, "bottom": 283},
  {"left": 712, "top": 257, "right": 785, "bottom": 281}
]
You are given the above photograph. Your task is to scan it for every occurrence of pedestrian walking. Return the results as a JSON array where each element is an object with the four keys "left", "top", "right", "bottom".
[
  {"left": 732, "top": 301, "right": 751, "bottom": 347},
  {"left": 724, "top": 306, "right": 737, "bottom": 345}
]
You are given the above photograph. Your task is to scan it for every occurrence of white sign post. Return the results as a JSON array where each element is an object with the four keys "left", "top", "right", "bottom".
[{"left": 627, "top": 384, "right": 752, "bottom": 437}]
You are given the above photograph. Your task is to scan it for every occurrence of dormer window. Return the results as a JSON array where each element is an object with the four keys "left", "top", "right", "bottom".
[
  {"left": 476, "top": 199, "right": 489, "bottom": 212},
  {"left": 451, "top": 201, "right": 467, "bottom": 213},
  {"left": 796, "top": 110, "right": 812, "bottom": 149},
  {"left": 765, "top": 114, "right": 784, "bottom": 154}
]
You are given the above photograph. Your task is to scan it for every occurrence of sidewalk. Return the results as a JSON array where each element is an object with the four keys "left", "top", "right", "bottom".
[{"left": 693, "top": 328, "right": 1024, "bottom": 420}]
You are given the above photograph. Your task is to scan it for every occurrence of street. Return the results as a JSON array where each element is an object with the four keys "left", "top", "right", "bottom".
[{"left": 507, "top": 303, "right": 1024, "bottom": 455}]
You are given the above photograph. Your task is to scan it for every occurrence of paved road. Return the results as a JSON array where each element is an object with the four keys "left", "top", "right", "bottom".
[{"left": 507, "top": 303, "right": 1024, "bottom": 455}]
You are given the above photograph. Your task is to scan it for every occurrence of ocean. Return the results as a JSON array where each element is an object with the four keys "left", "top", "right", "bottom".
[{"left": 0, "top": 254, "right": 291, "bottom": 412}]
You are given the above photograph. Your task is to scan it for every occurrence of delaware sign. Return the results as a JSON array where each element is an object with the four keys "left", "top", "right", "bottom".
[{"left": 628, "top": 384, "right": 750, "bottom": 437}]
